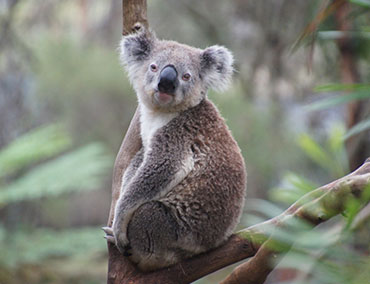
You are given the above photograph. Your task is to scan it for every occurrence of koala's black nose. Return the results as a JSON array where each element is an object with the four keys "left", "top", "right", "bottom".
[{"left": 158, "top": 65, "right": 178, "bottom": 94}]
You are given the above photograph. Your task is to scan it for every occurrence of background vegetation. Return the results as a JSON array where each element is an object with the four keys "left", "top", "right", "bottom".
[{"left": 0, "top": 0, "right": 369, "bottom": 283}]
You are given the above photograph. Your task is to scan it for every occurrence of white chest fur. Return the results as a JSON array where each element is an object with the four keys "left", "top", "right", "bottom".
[{"left": 139, "top": 104, "right": 178, "bottom": 149}]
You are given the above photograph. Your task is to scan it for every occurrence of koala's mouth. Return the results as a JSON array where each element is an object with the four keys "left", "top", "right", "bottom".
[{"left": 154, "top": 91, "right": 174, "bottom": 105}]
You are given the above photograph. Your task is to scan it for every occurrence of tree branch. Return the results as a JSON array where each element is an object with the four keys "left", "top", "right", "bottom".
[
  {"left": 220, "top": 158, "right": 370, "bottom": 284},
  {"left": 106, "top": 2, "right": 147, "bottom": 283}
]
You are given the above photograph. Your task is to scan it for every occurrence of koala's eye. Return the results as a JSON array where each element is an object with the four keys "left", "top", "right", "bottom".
[
  {"left": 150, "top": 63, "right": 158, "bottom": 72},
  {"left": 182, "top": 73, "right": 191, "bottom": 81}
]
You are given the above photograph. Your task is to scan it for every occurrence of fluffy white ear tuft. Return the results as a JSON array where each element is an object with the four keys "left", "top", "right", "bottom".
[
  {"left": 119, "top": 30, "right": 156, "bottom": 67},
  {"left": 200, "top": 45, "right": 234, "bottom": 92}
]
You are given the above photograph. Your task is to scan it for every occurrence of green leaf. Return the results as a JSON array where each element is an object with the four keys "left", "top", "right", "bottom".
[
  {"left": 270, "top": 172, "right": 317, "bottom": 204},
  {"left": 317, "top": 31, "right": 370, "bottom": 40},
  {"left": 246, "top": 198, "right": 284, "bottom": 218},
  {"left": 0, "top": 124, "right": 72, "bottom": 179},
  {"left": 327, "top": 125, "right": 345, "bottom": 153},
  {"left": 0, "top": 227, "right": 106, "bottom": 268},
  {"left": 306, "top": 91, "right": 370, "bottom": 112},
  {"left": 327, "top": 125, "right": 349, "bottom": 176},
  {"left": 344, "top": 118, "right": 370, "bottom": 139},
  {"left": 298, "top": 134, "right": 333, "bottom": 172},
  {"left": 314, "top": 83, "right": 370, "bottom": 92},
  {"left": 0, "top": 143, "right": 112, "bottom": 206},
  {"left": 350, "top": 0, "right": 370, "bottom": 8}
]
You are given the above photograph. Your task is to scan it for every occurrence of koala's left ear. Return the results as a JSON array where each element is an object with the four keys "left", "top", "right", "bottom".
[
  {"left": 120, "top": 30, "right": 156, "bottom": 66},
  {"left": 200, "top": 45, "right": 234, "bottom": 92}
]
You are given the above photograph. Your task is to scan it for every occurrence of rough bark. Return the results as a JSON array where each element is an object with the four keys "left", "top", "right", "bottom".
[
  {"left": 220, "top": 158, "right": 370, "bottom": 284},
  {"left": 122, "top": 0, "right": 148, "bottom": 36},
  {"left": 107, "top": 108, "right": 142, "bottom": 284},
  {"left": 107, "top": 2, "right": 149, "bottom": 283}
]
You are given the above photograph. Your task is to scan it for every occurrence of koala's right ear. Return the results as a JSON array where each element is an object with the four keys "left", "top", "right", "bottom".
[
  {"left": 200, "top": 45, "right": 234, "bottom": 92},
  {"left": 120, "top": 30, "right": 156, "bottom": 66}
]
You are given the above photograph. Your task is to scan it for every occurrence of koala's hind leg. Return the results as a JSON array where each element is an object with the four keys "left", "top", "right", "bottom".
[{"left": 127, "top": 201, "right": 189, "bottom": 271}]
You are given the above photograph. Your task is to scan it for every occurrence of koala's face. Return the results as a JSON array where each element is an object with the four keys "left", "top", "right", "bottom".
[{"left": 120, "top": 31, "right": 233, "bottom": 112}]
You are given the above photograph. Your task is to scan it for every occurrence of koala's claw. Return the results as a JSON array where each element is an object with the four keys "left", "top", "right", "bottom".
[
  {"left": 102, "top": 226, "right": 113, "bottom": 235},
  {"left": 104, "top": 235, "right": 116, "bottom": 244},
  {"left": 102, "top": 227, "right": 115, "bottom": 244}
]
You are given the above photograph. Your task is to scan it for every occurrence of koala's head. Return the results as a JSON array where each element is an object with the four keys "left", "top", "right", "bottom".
[{"left": 120, "top": 30, "right": 234, "bottom": 112}]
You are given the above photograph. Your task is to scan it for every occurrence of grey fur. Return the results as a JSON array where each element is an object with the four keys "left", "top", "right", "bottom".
[{"left": 108, "top": 30, "right": 246, "bottom": 271}]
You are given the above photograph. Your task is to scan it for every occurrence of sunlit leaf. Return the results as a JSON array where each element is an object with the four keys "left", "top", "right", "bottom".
[
  {"left": 298, "top": 134, "right": 333, "bottom": 172},
  {"left": 327, "top": 125, "right": 349, "bottom": 176},
  {"left": 270, "top": 172, "right": 317, "bottom": 204}
]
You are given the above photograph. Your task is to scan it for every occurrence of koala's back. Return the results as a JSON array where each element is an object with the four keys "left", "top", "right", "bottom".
[{"left": 152, "top": 98, "right": 245, "bottom": 251}]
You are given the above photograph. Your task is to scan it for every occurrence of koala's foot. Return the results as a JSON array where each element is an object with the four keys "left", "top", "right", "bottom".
[
  {"left": 102, "top": 226, "right": 133, "bottom": 256},
  {"left": 127, "top": 201, "right": 191, "bottom": 271}
]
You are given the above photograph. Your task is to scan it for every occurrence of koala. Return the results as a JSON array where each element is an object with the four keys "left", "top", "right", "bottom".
[{"left": 103, "top": 30, "right": 246, "bottom": 272}]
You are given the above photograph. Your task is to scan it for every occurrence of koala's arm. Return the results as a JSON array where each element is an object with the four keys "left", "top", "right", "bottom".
[{"left": 112, "top": 142, "right": 193, "bottom": 247}]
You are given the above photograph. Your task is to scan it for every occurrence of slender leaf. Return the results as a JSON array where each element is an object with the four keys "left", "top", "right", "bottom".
[
  {"left": 344, "top": 117, "right": 370, "bottom": 139},
  {"left": 318, "top": 31, "right": 370, "bottom": 40},
  {"left": 270, "top": 172, "right": 317, "bottom": 204},
  {"left": 314, "top": 83, "right": 370, "bottom": 92},
  {"left": 306, "top": 91, "right": 370, "bottom": 111},
  {"left": 298, "top": 134, "right": 333, "bottom": 172},
  {"left": 350, "top": 0, "right": 370, "bottom": 8}
]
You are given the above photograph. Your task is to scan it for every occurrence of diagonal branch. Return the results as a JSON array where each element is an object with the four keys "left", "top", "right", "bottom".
[{"left": 220, "top": 158, "right": 370, "bottom": 284}]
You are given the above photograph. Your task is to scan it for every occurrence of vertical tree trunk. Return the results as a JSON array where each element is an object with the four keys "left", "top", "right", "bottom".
[
  {"left": 122, "top": 0, "right": 148, "bottom": 36},
  {"left": 106, "top": 1, "right": 147, "bottom": 283},
  {"left": 335, "top": 1, "right": 365, "bottom": 171}
]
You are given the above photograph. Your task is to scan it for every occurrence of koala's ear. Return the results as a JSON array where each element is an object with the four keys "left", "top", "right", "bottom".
[
  {"left": 120, "top": 30, "right": 156, "bottom": 66},
  {"left": 200, "top": 45, "right": 234, "bottom": 92}
]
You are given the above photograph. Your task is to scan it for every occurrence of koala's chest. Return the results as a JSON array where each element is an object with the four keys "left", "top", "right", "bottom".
[{"left": 139, "top": 105, "right": 178, "bottom": 149}]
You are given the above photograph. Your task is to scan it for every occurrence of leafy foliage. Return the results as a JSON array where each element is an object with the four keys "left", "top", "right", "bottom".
[
  {"left": 0, "top": 124, "right": 72, "bottom": 179},
  {"left": 0, "top": 124, "right": 112, "bottom": 282},
  {"left": 0, "top": 226, "right": 106, "bottom": 268},
  {"left": 0, "top": 143, "right": 112, "bottom": 206}
]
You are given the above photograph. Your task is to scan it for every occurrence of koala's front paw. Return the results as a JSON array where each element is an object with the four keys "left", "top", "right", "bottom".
[
  {"left": 103, "top": 226, "right": 132, "bottom": 256},
  {"left": 102, "top": 226, "right": 115, "bottom": 244}
]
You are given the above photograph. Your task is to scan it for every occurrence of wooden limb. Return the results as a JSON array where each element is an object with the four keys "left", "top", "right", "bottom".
[
  {"left": 334, "top": 1, "right": 365, "bottom": 171},
  {"left": 107, "top": 108, "right": 142, "bottom": 284},
  {"left": 122, "top": 0, "right": 148, "bottom": 36},
  {"left": 107, "top": 2, "right": 148, "bottom": 283},
  {"left": 220, "top": 158, "right": 370, "bottom": 284},
  {"left": 107, "top": 108, "right": 141, "bottom": 226}
]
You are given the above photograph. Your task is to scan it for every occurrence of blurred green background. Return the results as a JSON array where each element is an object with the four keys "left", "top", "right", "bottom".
[{"left": 0, "top": 0, "right": 369, "bottom": 283}]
